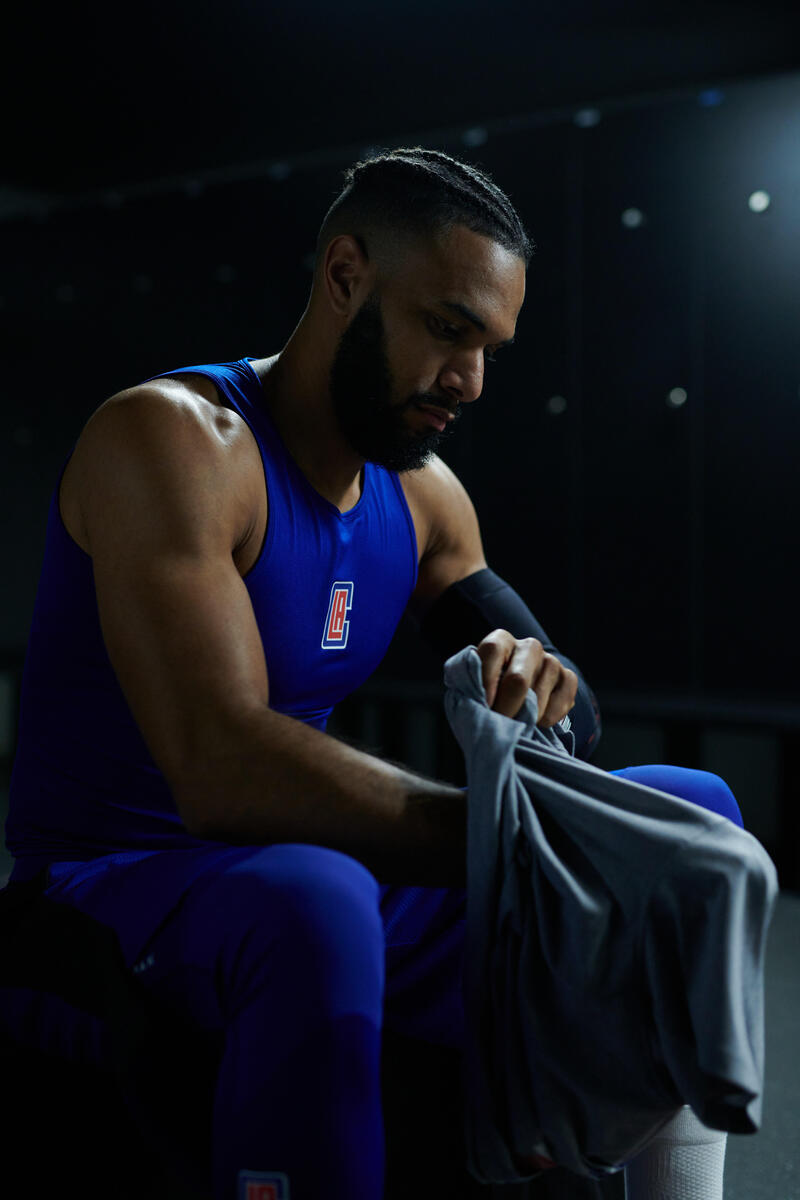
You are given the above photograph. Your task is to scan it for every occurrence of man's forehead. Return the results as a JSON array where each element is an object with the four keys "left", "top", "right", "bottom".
[{"left": 398, "top": 225, "right": 525, "bottom": 320}]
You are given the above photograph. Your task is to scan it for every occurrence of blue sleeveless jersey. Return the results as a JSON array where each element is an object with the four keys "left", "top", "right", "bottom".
[{"left": 6, "top": 357, "right": 419, "bottom": 881}]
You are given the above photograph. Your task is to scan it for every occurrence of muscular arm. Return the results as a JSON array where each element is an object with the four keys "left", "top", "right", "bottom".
[
  {"left": 76, "top": 388, "right": 467, "bottom": 886},
  {"left": 417, "top": 568, "right": 602, "bottom": 758},
  {"left": 405, "top": 456, "right": 602, "bottom": 758}
]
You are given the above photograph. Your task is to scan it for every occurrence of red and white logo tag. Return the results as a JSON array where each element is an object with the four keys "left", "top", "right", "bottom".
[
  {"left": 322, "top": 581, "right": 353, "bottom": 649},
  {"left": 237, "top": 1170, "right": 290, "bottom": 1199}
]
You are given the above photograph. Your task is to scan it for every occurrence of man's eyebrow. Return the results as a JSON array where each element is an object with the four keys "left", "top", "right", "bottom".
[{"left": 437, "top": 300, "right": 515, "bottom": 347}]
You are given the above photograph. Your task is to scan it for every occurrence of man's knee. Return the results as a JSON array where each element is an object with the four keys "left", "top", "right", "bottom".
[
  {"left": 208, "top": 844, "right": 385, "bottom": 983},
  {"left": 687, "top": 770, "right": 744, "bottom": 828},
  {"left": 184, "top": 845, "right": 385, "bottom": 1025},
  {"left": 611, "top": 764, "right": 744, "bottom": 828},
  {"left": 211, "top": 843, "right": 381, "bottom": 933}
]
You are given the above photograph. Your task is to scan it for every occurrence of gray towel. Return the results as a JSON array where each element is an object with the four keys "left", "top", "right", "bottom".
[{"left": 443, "top": 645, "right": 779, "bottom": 1185}]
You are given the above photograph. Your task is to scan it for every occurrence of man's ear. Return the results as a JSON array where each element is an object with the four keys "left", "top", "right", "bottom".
[{"left": 322, "top": 234, "right": 370, "bottom": 316}]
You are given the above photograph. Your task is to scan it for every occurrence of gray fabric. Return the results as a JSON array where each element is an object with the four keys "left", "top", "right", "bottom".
[{"left": 443, "top": 646, "right": 779, "bottom": 1186}]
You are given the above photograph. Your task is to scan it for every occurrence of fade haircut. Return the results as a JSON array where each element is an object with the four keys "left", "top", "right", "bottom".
[{"left": 314, "top": 146, "right": 534, "bottom": 274}]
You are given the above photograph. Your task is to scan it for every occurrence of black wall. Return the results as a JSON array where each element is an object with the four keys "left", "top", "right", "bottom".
[{"left": 3, "top": 70, "right": 798, "bottom": 703}]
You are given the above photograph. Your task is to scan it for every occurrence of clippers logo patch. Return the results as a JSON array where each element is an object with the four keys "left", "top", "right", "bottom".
[
  {"left": 322, "top": 581, "right": 353, "bottom": 649},
  {"left": 237, "top": 1170, "right": 290, "bottom": 1199}
]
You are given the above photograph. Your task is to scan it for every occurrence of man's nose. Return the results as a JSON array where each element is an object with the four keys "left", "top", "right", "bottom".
[{"left": 438, "top": 352, "right": 484, "bottom": 406}]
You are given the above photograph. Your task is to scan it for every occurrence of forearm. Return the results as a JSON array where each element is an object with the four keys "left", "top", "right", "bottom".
[
  {"left": 417, "top": 568, "right": 602, "bottom": 759},
  {"left": 175, "top": 704, "right": 468, "bottom": 887}
]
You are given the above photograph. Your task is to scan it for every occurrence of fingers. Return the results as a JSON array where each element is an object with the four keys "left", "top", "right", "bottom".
[
  {"left": 476, "top": 631, "right": 536, "bottom": 716},
  {"left": 538, "top": 664, "right": 578, "bottom": 727},
  {"left": 532, "top": 653, "right": 565, "bottom": 725},
  {"left": 476, "top": 630, "right": 578, "bottom": 725}
]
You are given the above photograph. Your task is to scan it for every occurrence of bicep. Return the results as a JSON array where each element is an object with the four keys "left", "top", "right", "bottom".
[
  {"left": 92, "top": 547, "right": 269, "bottom": 789},
  {"left": 79, "top": 390, "right": 269, "bottom": 803},
  {"left": 406, "top": 456, "right": 488, "bottom": 622}
]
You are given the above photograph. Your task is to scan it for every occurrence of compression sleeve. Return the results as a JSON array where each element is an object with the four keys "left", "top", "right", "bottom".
[{"left": 416, "top": 568, "right": 602, "bottom": 760}]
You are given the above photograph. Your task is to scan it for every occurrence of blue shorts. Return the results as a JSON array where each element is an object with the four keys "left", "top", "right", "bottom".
[{"left": 0, "top": 765, "right": 742, "bottom": 1199}]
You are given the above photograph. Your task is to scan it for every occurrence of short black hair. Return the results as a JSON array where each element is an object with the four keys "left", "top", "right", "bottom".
[{"left": 315, "top": 146, "right": 534, "bottom": 271}]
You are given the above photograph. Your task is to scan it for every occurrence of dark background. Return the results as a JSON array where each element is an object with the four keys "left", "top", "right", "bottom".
[
  {"left": 2, "top": 0, "right": 799, "bottom": 885},
  {"left": 1, "top": 8, "right": 799, "bottom": 1200}
]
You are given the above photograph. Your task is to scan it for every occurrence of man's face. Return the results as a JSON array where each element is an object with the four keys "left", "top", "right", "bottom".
[
  {"left": 329, "top": 291, "right": 449, "bottom": 472},
  {"left": 329, "top": 225, "right": 525, "bottom": 472}
]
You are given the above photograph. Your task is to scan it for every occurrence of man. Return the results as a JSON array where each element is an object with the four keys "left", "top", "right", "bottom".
[{"left": 4, "top": 148, "right": 738, "bottom": 1199}]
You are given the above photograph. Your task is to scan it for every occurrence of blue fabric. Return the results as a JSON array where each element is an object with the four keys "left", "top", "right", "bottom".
[
  {"left": 5, "top": 357, "right": 418, "bottom": 882},
  {"left": 610, "top": 765, "right": 744, "bottom": 827},
  {"left": 0, "top": 764, "right": 744, "bottom": 1199}
]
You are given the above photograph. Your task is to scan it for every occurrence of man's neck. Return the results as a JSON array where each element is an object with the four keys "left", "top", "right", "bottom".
[{"left": 251, "top": 335, "right": 366, "bottom": 511}]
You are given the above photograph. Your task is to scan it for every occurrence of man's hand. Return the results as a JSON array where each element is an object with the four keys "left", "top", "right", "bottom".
[{"left": 475, "top": 630, "right": 579, "bottom": 726}]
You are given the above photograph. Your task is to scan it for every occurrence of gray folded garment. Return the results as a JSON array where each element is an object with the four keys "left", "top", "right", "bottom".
[{"left": 443, "top": 645, "right": 779, "bottom": 1185}]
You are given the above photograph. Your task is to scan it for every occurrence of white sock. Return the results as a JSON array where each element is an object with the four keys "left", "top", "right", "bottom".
[{"left": 623, "top": 1106, "right": 728, "bottom": 1200}]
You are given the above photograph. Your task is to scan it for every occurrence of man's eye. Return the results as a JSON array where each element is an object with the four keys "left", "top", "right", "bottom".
[{"left": 430, "top": 317, "right": 461, "bottom": 339}]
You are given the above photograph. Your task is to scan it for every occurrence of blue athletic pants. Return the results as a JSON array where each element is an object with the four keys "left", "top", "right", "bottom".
[{"left": 1, "top": 766, "right": 743, "bottom": 1199}]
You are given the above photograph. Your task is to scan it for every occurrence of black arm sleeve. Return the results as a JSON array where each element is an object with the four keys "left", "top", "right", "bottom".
[{"left": 415, "top": 567, "right": 602, "bottom": 760}]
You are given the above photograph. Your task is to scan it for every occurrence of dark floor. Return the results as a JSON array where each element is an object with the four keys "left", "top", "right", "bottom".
[
  {"left": 1, "top": 789, "right": 798, "bottom": 1199},
  {"left": 724, "top": 889, "right": 800, "bottom": 1200}
]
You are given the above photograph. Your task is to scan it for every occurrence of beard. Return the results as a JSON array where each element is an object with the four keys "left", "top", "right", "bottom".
[{"left": 329, "top": 291, "right": 461, "bottom": 472}]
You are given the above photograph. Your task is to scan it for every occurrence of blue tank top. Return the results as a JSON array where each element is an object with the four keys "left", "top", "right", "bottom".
[{"left": 6, "top": 357, "right": 419, "bottom": 881}]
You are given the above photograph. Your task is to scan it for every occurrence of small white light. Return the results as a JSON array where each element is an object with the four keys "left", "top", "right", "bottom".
[
  {"left": 573, "top": 108, "right": 601, "bottom": 128},
  {"left": 621, "top": 207, "right": 645, "bottom": 229},
  {"left": 748, "top": 190, "right": 771, "bottom": 213},
  {"left": 666, "top": 387, "right": 688, "bottom": 408},
  {"left": 462, "top": 127, "right": 488, "bottom": 147},
  {"left": 546, "top": 395, "right": 568, "bottom": 415}
]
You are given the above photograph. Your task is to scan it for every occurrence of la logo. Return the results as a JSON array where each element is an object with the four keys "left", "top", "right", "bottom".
[
  {"left": 238, "top": 1170, "right": 290, "bottom": 1199},
  {"left": 322, "top": 581, "right": 354, "bottom": 649}
]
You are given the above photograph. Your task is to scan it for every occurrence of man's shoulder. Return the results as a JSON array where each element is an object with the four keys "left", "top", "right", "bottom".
[
  {"left": 79, "top": 375, "right": 249, "bottom": 465},
  {"left": 102, "top": 371, "right": 231, "bottom": 422},
  {"left": 400, "top": 454, "right": 484, "bottom": 579},
  {"left": 400, "top": 452, "right": 465, "bottom": 505},
  {"left": 62, "top": 376, "right": 262, "bottom": 555},
  {"left": 401, "top": 453, "right": 477, "bottom": 529}
]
